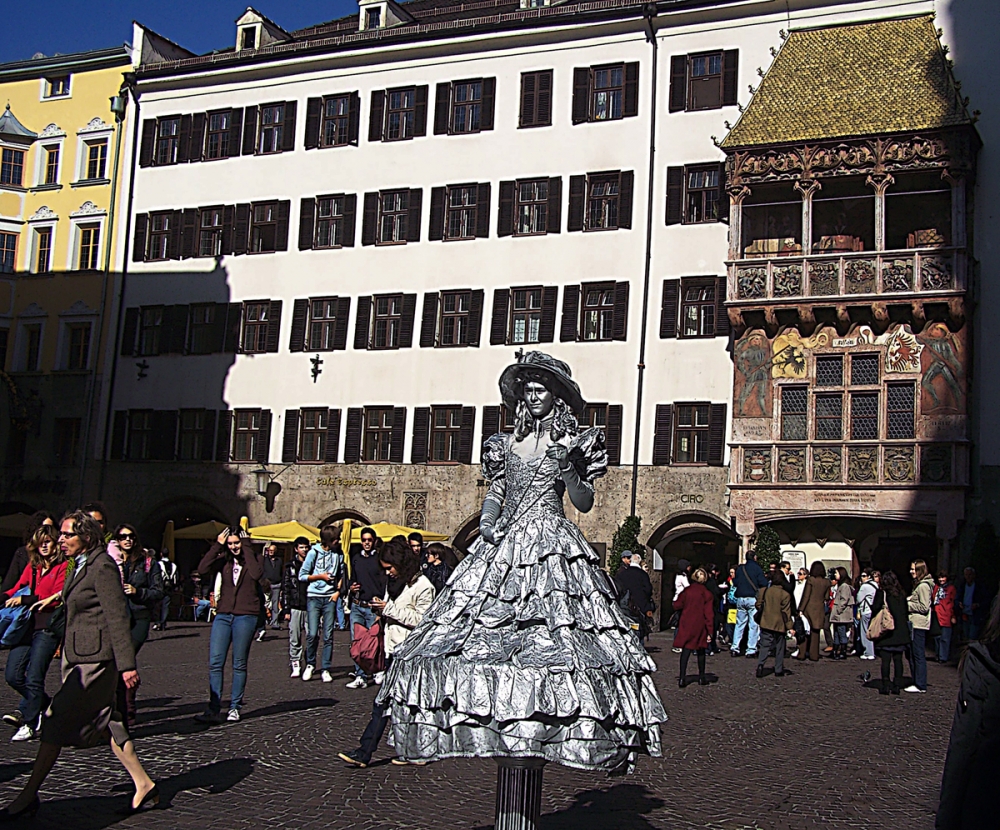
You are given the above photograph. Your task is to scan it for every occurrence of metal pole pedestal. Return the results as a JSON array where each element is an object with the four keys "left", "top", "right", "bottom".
[{"left": 495, "top": 758, "right": 545, "bottom": 830}]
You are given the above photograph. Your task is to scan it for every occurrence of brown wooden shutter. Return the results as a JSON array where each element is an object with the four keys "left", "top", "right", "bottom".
[
  {"left": 490, "top": 288, "right": 509, "bottom": 345},
  {"left": 482, "top": 406, "right": 501, "bottom": 447},
  {"left": 161, "top": 305, "right": 190, "bottom": 354},
  {"left": 428, "top": 187, "right": 446, "bottom": 241},
  {"left": 411, "top": 407, "right": 430, "bottom": 463},
  {"left": 399, "top": 294, "right": 417, "bottom": 347},
  {"left": 652, "top": 404, "right": 673, "bottom": 465},
  {"left": 344, "top": 408, "right": 363, "bottom": 463},
  {"left": 361, "top": 192, "right": 378, "bottom": 246},
  {"left": 334, "top": 297, "right": 351, "bottom": 350},
  {"left": 181, "top": 209, "right": 198, "bottom": 258},
  {"left": 207, "top": 303, "right": 228, "bottom": 353},
  {"left": 708, "top": 403, "right": 727, "bottom": 466},
  {"left": 458, "top": 406, "right": 476, "bottom": 463},
  {"left": 660, "top": 279, "right": 680, "bottom": 338},
  {"left": 666, "top": 166, "right": 684, "bottom": 225},
  {"left": 223, "top": 303, "right": 243, "bottom": 353},
  {"left": 304, "top": 97, "right": 322, "bottom": 149},
  {"left": 169, "top": 210, "right": 183, "bottom": 260},
  {"left": 216, "top": 410, "right": 232, "bottom": 461},
  {"left": 539, "top": 286, "right": 558, "bottom": 343},
  {"left": 281, "top": 101, "right": 297, "bottom": 152},
  {"left": 110, "top": 411, "right": 127, "bottom": 460},
  {"left": 722, "top": 50, "right": 739, "bottom": 107},
  {"left": 419, "top": 293, "right": 439, "bottom": 348},
  {"left": 434, "top": 83, "right": 451, "bottom": 135},
  {"left": 406, "top": 189, "right": 422, "bottom": 242},
  {"left": 266, "top": 300, "right": 282, "bottom": 353},
  {"left": 537, "top": 70, "right": 552, "bottom": 125},
  {"left": 623, "top": 62, "right": 639, "bottom": 117},
  {"left": 715, "top": 275, "right": 730, "bottom": 339},
  {"left": 289, "top": 298, "right": 308, "bottom": 352},
  {"left": 227, "top": 108, "right": 243, "bottom": 157},
  {"left": 241, "top": 105, "right": 258, "bottom": 154},
  {"left": 547, "top": 177, "right": 562, "bottom": 233},
  {"left": 612, "top": 281, "right": 629, "bottom": 341},
  {"left": 139, "top": 119, "right": 156, "bottom": 167},
  {"left": 221, "top": 205, "right": 235, "bottom": 254},
  {"left": 256, "top": 410, "right": 272, "bottom": 463},
  {"left": 716, "top": 162, "right": 729, "bottom": 222},
  {"left": 275, "top": 200, "right": 291, "bottom": 251},
  {"left": 468, "top": 289, "right": 485, "bottom": 346},
  {"left": 497, "top": 181, "right": 515, "bottom": 237},
  {"left": 476, "top": 183, "right": 491, "bottom": 238},
  {"left": 567, "top": 175, "right": 586, "bottom": 232},
  {"left": 560, "top": 284, "right": 580, "bottom": 342},
  {"left": 233, "top": 203, "right": 251, "bottom": 255},
  {"left": 348, "top": 92, "right": 360, "bottom": 145},
  {"left": 132, "top": 214, "right": 148, "bottom": 262},
  {"left": 668, "top": 55, "right": 687, "bottom": 112},
  {"left": 121, "top": 308, "right": 139, "bottom": 356},
  {"left": 480, "top": 78, "right": 496, "bottom": 131},
  {"left": 368, "top": 90, "right": 385, "bottom": 142},
  {"left": 282, "top": 409, "right": 300, "bottom": 463},
  {"left": 325, "top": 409, "right": 341, "bottom": 462},
  {"left": 354, "top": 297, "right": 372, "bottom": 350},
  {"left": 189, "top": 113, "right": 206, "bottom": 162},
  {"left": 519, "top": 73, "right": 535, "bottom": 128},
  {"left": 200, "top": 410, "right": 217, "bottom": 461},
  {"left": 298, "top": 197, "right": 315, "bottom": 250},
  {"left": 572, "top": 68, "right": 590, "bottom": 124},
  {"left": 342, "top": 193, "right": 357, "bottom": 247},
  {"left": 413, "top": 86, "right": 428, "bottom": 136},
  {"left": 389, "top": 407, "right": 407, "bottom": 463},
  {"left": 618, "top": 171, "right": 634, "bottom": 229},
  {"left": 606, "top": 404, "right": 623, "bottom": 466},
  {"left": 177, "top": 115, "right": 192, "bottom": 163}
]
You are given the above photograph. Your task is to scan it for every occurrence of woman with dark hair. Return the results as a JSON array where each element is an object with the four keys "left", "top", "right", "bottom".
[
  {"left": 830, "top": 566, "right": 855, "bottom": 661},
  {"left": 194, "top": 527, "right": 263, "bottom": 724},
  {"left": 673, "top": 568, "right": 714, "bottom": 687},
  {"left": 2, "top": 525, "right": 67, "bottom": 741},
  {"left": 936, "top": 583, "right": 1000, "bottom": 829},
  {"left": 339, "top": 538, "right": 435, "bottom": 767},
  {"left": 109, "top": 526, "right": 164, "bottom": 725},
  {"left": 796, "top": 561, "right": 831, "bottom": 662},
  {"left": 0, "top": 512, "right": 157, "bottom": 819},
  {"left": 905, "top": 558, "right": 934, "bottom": 693},
  {"left": 856, "top": 570, "right": 878, "bottom": 661},
  {"left": 422, "top": 543, "right": 454, "bottom": 593},
  {"left": 870, "top": 570, "right": 911, "bottom": 696},
  {"left": 1, "top": 511, "right": 56, "bottom": 595}
]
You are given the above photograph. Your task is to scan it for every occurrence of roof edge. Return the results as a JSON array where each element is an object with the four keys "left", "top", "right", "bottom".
[{"left": 0, "top": 46, "right": 131, "bottom": 79}]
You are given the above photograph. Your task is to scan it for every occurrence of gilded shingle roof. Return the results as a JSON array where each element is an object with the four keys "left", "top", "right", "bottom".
[{"left": 722, "top": 15, "right": 971, "bottom": 149}]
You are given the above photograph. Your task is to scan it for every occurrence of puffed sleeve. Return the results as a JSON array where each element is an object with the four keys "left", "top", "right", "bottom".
[
  {"left": 567, "top": 428, "right": 608, "bottom": 483},
  {"left": 482, "top": 433, "right": 508, "bottom": 482}
]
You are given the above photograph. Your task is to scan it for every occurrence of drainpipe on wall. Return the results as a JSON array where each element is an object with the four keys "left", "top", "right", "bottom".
[{"left": 629, "top": 3, "right": 659, "bottom": 518}]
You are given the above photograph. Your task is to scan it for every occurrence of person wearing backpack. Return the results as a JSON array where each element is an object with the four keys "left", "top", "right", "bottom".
[
  {"left": 153, "top": 550, "right": 179, "bottom": 631},
  {"left": 298, "top": 525, "right": 345, "bottom": 683},
  {"left": 870, "top": 570, "right": 911, "bottom": 695},
  {"left": 729, "top": 551, "right": 769, "bottom": 658},
  {"left": 615, "top": 551, "right": 654, "bottom": 644}
]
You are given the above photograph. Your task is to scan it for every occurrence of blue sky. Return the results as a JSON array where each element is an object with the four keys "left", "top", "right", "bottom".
[{"left": 2, "top": 1, "right": 359, "bottom": 64}]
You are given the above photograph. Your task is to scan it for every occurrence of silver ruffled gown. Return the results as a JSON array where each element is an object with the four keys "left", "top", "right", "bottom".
[{"left": 378, "top": 428, "right": 667, "bottom": 771}]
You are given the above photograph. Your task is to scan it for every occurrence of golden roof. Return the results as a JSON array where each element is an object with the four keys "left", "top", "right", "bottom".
[{"left": 722, "top": 15, "right": 971, "bottom": 149}]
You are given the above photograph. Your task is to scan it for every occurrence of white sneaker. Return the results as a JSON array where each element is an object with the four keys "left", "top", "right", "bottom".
[
  {"left": 290, "top": 662, "right": 301, "bottom": 678},
  {"left": 255, "top": 630, "right": 265, "bottom": 642},
  {"left": 346, "top": 676, "right": 368, "bottom": 689},
  {"left": 10, "top": 725, "right": 35, "bottom": 742},
  {"left": 903, "top": 685, "right": 927, "bottom": 693},
  {"left": 790, "top": 649, "right": 800, "bottom": 658},
  {"left": 374, "top": 671, "right": 385, "bottom": 686},
  {"left": 860, "top": 654, "right": 876, "bottom": 660},
  {"left": 301, "top": 665, "right": 314, "bottom": 681},
  {"left": 227, "top": 708, "right": 241, "bottom": 722},
  {"left": 321, "top": 671, "right": 333, "bottom": 683}
]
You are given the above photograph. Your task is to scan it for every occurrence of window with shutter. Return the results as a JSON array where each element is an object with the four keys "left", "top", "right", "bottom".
[
  {"left": 708, "top": 403, "right": 727, "bottom": 466},
  {"left": 203, "top": 110, "right": 232, "bottom": 159},
  {"left": 679, "top": 277, "right": 717, "bottom": 338},
  {"left": 652, "top": 404, "right": 673, "bottom": 465},
  {"left": 362, "top": 407, "right": 394, "bottom": 462},
  {"left": 567, "top": 175, "right": 586, "bottom": 232},
  {"left": 298, "top": 408, "right": 329, "bottom": 463},
  {"left": 371, "top": 294, "right": 403, "bottom": 350},
  {"left": 606, "top": 404, "right": 623, "bottom": 466},
  {"left": 319, "top": 94, "right": 352, "bottom": 147},
  {"left": 560, "top": 285, "right": 580, "bottom": 342},
  {"left": 232, "top": 408, "right": 262, "bottom": 462},
  {"left": 216, "top": 410, "right": 232, "bottom": 461},
  {"left": 139, "top": 120, "right": 156, "bottom": 168},
  {"left": 256, "top": 103, "right": 286, "bottom": 154},
  {"left": 325, "top": 409, "right": 341, "bottom": 463},
  {"left": 507, "top": 287, "right": 542, "bottom": 345},
  {"left": 482, "top": 406, "right": 501, "bottom": 447},
  {"left": 354, "top": 296, "right": 372, "bottom": 350},
  {"left": 344, "top": 408, "right": 363, "bottom": 464},
  {"left": 305, "top": 297, "right": 343, "bottom": 351},
  {"left": 120, "top": 308, "right": 139, "bottom": 357},
  {"left": 419, "top": 293, "right": 439, "bottom": 348},
  {"left": 411, "top": 407, "right": 430, "bottom": 463},
  {"left": 384, "top": 87, "right": 418, "bottom": 141},
  {"left": 429, "top": 406, "right": 462, "bottom": 462},
  {"left": 451, "top": 79, "right": 484, "bottom": 133},
  {"left": 519, "top": 70, "right": 552, "bottom": 128},
  {"left": 660, "top": 280, "right": 680, "bottom": 339},
  {"left": 198, "top": 206, "right": 225, "bottom": 257},
  {"left": 665, "top": 166, "right": 684, "bottom": 226},
  {"left": 672, "top": 402, "right": 711, "bottom": 464},
  {"left": 241, "top": 106, "right": 258, "bottom": 155},
  {"left": 282, "top": 409, "right": 300, "bottom": 463}
]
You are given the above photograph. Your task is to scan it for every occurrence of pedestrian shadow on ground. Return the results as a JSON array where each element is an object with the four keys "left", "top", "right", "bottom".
[
  {"left": 25, "top": 757, "right": 254, "bottom": 830},
  {"left": 131, "top": 697, "right": 337, "bottom": 740},
  {"left": 0, "top": 762, "right": 32, "bottom": 784}
]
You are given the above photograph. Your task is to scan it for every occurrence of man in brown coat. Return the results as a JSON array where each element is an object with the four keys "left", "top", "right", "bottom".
[{"left": 755, "top": 574, "right": 794, "bottom": 678}]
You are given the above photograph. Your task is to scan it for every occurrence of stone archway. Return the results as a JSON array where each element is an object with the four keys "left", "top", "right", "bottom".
[{"left": 316, "top": 509, "right": 371, "bottom": 528}]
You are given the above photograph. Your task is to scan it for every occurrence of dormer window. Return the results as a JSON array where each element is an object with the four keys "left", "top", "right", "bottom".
[
  {"left": 240, "top": 26, "right": 258, "bottom": 50},
  {"left": 358, "top": 0, "right": 412, "bottom": 32},
  {"left": 520, "top": 0, "right": 548, "bottom": 7},
  {"left": 45, "top": 76, "right": 71, "bottom": 98},
  {"left": 366, "top": 8, "right": 382, "bottom": 29}
]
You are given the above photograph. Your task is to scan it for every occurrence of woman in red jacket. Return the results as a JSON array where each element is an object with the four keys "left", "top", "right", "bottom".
[
  {"left": 673, "top": 568, "right": 715, "bottom": 688},
  {"left": 932, "top": 571, "right": 957, "bottom": 663}
]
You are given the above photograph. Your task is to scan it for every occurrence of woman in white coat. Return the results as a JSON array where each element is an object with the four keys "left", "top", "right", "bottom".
[{"left": 855, "top": 570, "right": 878, "bottom": 660}]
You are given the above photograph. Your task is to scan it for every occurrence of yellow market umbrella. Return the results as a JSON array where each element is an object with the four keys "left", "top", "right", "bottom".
[
  {"left": 350, "top": 522, "right": 449, "bottom": 544},
  {"left": 239, "top": 516, "right": 250, "bottom": 532},
  {"left": 340, "top": 520, "right": 353, "bottom": 578},
  {"left": 0, "top": 513, "right": 31, "bottom": 538},
  {"left": 173, "top": 520, "right": 230, "bottom": 540},
  {"left": 161, "top": 520, "right": 175, "bottom": 560},
  {"left": 249, "top": 521, "right": 321, "bottom": 543}
]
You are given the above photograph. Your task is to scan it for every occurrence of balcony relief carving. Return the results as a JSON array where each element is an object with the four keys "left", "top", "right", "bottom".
[
  {"left": 773, "top": 263, "right": 803, "bottom": 297},
  {"left": 845, "top": 259, "right": 876, "bottom": 294},
  {"left": 848, "top": 447, "right": 879, "bottom": 482},
  {"left": 743, "top": 447, "right": 772, "bottom": 483},
  {"left": 777, "top": 448, "right": 806, "bottom": 482},
  {"left": 882, "top": 259, "right": 914, "bottom": 292},
  {"left": 737, "top": 267, "right": 767, "bottom": 299},
  {"left": 920, "top": 445, "right": 953, "bottom": 483},
  {"left": 920, "top": 256, "right": 953, "bottom": 290},
  {"left": 884, "top": 446, "right": 915, "bottom": 482},
  {"left": 813, "top": 447, "right": 842, "bottom": 482},
  {"left": 808, "top": 260, "right": 839, "bottom": 295}
]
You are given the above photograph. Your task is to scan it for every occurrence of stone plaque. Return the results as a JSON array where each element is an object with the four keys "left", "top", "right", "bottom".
[{"left": 403, "top": 491, "right": 427, "bottom": 529}]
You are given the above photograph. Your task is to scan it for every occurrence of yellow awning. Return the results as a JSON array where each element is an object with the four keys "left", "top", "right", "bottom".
[
  {"left": 349, "top": 522, "right": 449, "bottom": 543},
  {"left": 248, "top": 521, "right": 321, "bottom": 543},
  {"left": 173, "top": 520, "right": 230, "bottom": 540}
]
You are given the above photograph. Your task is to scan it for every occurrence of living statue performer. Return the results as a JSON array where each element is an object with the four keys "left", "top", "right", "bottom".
[{"left": 377, "top": 352, "right": 666, "bottom": 826}]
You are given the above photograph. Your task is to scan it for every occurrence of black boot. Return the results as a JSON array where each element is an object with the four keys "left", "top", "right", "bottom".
[
  {"left": 678, "top": 676, "right": 687, "bottom": 689},
  {"left": 755, "top": 665, "right": 765, "bottom": 678},
  {"left": 879, "top": 680, "right": 890, "bottom": 695}
]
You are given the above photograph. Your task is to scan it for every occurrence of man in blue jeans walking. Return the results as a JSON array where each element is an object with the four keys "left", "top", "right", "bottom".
[
  {"left": 298, "top": 525, "right": 344, "bottom": 683},
  {"left": 346, "top": 527, "right": 387, "bottom": 689},
  {"left": 730, "top": 550, "right": 769, "bottom": 658}
]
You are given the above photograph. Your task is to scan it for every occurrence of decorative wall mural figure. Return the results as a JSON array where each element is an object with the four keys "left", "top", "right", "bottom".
[
  {"left": 919, "top": 323, "right": 966, "bottom": 415},
  {"left": 735, "top": 331, "right": 772, "bottom": 417},
  {"left": 771, "top": 330, "right": 830, "bottom": 379}
]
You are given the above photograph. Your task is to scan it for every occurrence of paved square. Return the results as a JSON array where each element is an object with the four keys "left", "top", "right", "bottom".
[{"left": 0, "top": 625, "right": 954, "bottom": 828}]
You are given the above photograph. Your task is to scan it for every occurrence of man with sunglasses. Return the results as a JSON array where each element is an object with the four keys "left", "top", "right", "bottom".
[{"left": 346, "top": 528, "right": 387, "bottom": 689}]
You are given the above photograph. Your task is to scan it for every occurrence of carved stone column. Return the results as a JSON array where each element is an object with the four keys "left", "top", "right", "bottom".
[
  {"left": 794, "top": 179, "right": 821, "bottom": 256},
  {"left": 942, "top": 171, "right": 966, "bottom": 248},
  {"left": 866, "top": 173, "right": 894, "bottom": 252},
  {"left": 727, "top": 185, "right": 751, "bottom": 262}
]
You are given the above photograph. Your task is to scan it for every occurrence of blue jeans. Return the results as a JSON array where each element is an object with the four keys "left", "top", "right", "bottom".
[
  {"left": 335, "top": 597, "right": 347, "bottom": 630},
  {"left": 859, "top": 613, "right": 874, "bottom": 658},
  {"left": 936, "top": 625, "right": 953, "bottom": 662},
  {"left": 908, "top": 625, "right": 928, "bottom": 690},
  {"left": 963, "top": 619, "right": 980, "bottom": 641},
  {"left": 731, "top": 597, "right": 760, "bottom": 654},
  {"left": 208, "top": 613, "right": 256, "bottom": 713},
  {"left": 833, "top": 623, "right": 850, "bottom": 646},
  {"left": 4, "top": 630, "right": 59, "bottom": 725},
  {"left": 306, "top": 596, "right": 335, "bottom": 670},
  {"left": 350, "top": 605, "right": 377, "bottom": 679}
]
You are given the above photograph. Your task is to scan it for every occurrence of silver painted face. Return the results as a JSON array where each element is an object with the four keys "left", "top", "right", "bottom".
[{"left": 523, "top": 381, "right": 553, "bottom": 419}]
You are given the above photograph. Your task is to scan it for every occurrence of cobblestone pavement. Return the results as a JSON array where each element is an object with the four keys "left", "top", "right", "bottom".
[{"left": 0, "top": 625, "right": 955, "bottom": 829}]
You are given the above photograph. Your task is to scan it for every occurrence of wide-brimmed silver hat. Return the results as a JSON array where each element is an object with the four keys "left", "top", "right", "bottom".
[{"left": 499, "top": 351, "right": 586, "bottom": 416}]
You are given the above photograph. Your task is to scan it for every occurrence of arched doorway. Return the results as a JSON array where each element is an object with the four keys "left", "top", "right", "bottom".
[
  {"left": 316, "top": 509, "right": 371, "bottom": 528},
  {"left": 140, "top": 498, "right": 228, "bottom": 577}
]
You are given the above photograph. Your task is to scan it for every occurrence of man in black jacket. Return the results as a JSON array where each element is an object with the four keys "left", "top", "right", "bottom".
[
  {"left": 283, "top": 538, "right": 310, "bottom": 678},
  {"left": 615, "top": 551, "right": 654, "bottom": 642},
  {"left": 346, "top": 528, "right": 388, "bottom": 689},
  {"left": 730, "top": 550, "right": 769, "bottom": 658},
  {"left": 262, "top": 544, "right": 284, "bottom": 631}
]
